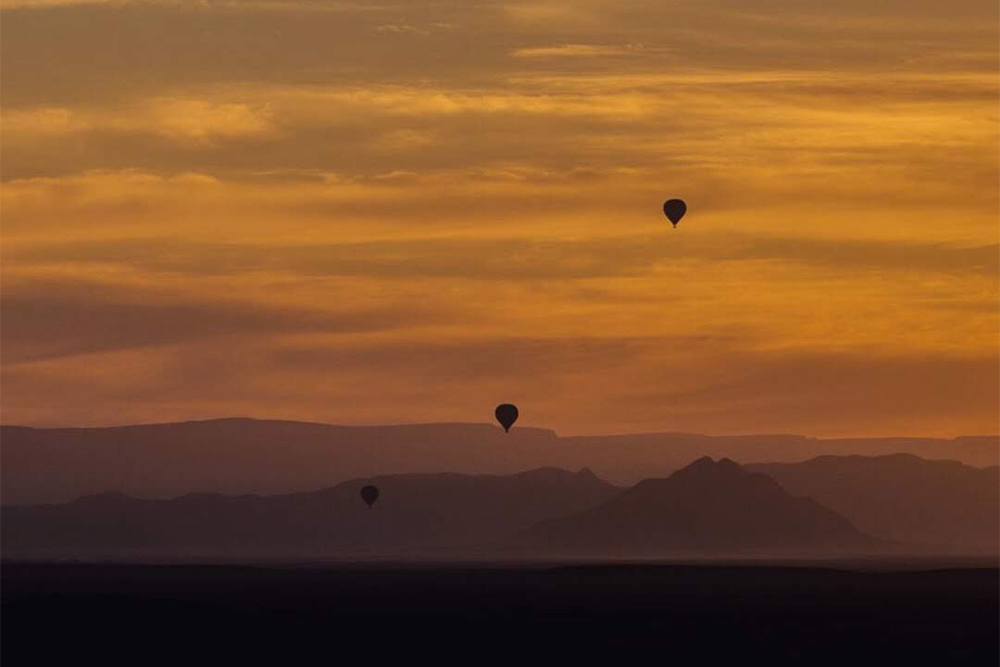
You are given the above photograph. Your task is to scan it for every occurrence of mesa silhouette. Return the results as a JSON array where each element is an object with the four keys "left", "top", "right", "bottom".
[{"left": 3, "top": 418, "right": 997, "bottom": 503}]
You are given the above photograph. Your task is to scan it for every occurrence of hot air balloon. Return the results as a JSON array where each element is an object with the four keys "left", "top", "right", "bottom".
[
  {"left": 495, "top": 403, "right": 519, "bottom": 433},
  {"left": 663, "top": 199, "right": 687, "bottom": 227},
  {"left": 360, "top": 485, "right": 379, "bottom": 508}
]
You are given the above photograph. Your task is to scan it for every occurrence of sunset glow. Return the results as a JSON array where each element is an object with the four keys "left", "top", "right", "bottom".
[{"left": 2, "top": 0, "right": 997, "bottom": 436}]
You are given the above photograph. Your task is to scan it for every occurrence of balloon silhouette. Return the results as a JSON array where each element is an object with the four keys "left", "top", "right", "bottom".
[
  {"left": 663, "top": 199, "right": 687, "bottom": 227},
  {"left": 360, "top": 485, "right": 379, "bottom": 509},
  {"left": 495, "top": 403, "right": 519, "bottom": 432}
]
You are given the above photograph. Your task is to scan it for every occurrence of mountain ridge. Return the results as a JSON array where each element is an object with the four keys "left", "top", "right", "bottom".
[
  {"left": 747, "top": 454, "right": 999, "bottom": 552},
  {"left": 3, "top": 418, "right": 997, "bottom": 504},
  {"left": 1, "top": 466, "right": 620, "bottom": 558},
  {"left": 506, "top": 457, "right": 880, "bottom": 557},
  {"left": 6, "top": 456, "right": 994, "bottom": 560},
  {"left": 7, "top": 416, "right": 995, "bottom": 441}
]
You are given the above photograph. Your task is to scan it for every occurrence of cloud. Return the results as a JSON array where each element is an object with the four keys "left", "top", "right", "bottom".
[
  {"left": 2, "top": 99, "right": 274, "bottom": 142},
  {"left": 0, "top": 331, "right": 725, "bottom": 429},
  {"left": 1, "top": 0, "right": 393, "bottom": 9},
  {"left": 510, "top": 44, "right": 640, "bottom": 58},
  {"left": 619, "top": 349, "right": 1000, "bottom": 437},
  {"left": 375, "top": 23, "right": 429, "bottom": 36},
  {"left": 6, "top": 234, "right": 998, "bottom": 281},
  {"left": 499, "top": 1, "right": 607, "bottom": 28},
  {"left": 2, "top": 333, "right": 996, "bottom": 437},
  {"left": 3, "top": 72, "right": 995, "bottom": 218},
  {"left": 369, "top": 128, "right": 436, "bottom": 151},
  {"left": 141, "top": 99, "right": 274, "bottom": 140},
  {"left": 0, "top": 167, "right": 669, "bottom": 238},
  {"left": 0, "top": 276, "right": 442, "bottom": 363},
  {"left": 1, "top": 0, "right": 129, "bottom": 7}
]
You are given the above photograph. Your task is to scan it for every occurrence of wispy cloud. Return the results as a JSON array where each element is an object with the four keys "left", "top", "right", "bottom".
[
  {"left": 2, "top": 99, "right": 274, "bottom": 141},
  {"left": 375, "top": 23, "right": 428, "bottom": 36},
  {"left": 510, "top": 44, "right": 641, "bottom": 58},
  {"left": 8, "top": 234, "right": 998, "bottom": 280},
  {"left": 0, "top": 275, "right": 445, "bottom": 363}
]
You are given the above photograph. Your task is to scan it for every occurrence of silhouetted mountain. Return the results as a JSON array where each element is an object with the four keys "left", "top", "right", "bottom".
[
  {"left": 3, "top": 419, "right": 996, "bottom": 503},
  {"left": 747, "top": 455, "right": 999, "bottom": 553},
  {"left": 508, "top": 457, "right": 878, "bottom": 556},
  {"left": 1, "top": 467, "right": 618, "bottom": 559}
]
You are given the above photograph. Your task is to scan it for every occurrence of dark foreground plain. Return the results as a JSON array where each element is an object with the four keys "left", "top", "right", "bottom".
[{"left": 3, "top": 561, "right": 997, "bottom": 664}]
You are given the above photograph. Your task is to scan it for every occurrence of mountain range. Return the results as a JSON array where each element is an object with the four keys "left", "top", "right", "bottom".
[
  {"left": 4, "top": 454, "right": 995, "bottom": 559},
  {"left": 1, "top": 467, "right": 618, "bottom": 559},
  {"left": 747, "top": 454, "right": 999, "bottom": 551},
  {"left": 507, "top": 457, "right": 877, "bottom": 557},
  {"left": 3, "top": 418, "right": 997, "bottom": 503}
]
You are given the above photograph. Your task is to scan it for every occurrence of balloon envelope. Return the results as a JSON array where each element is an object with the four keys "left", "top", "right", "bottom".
[
  {"left": 360, "top": 484, "right": 379, "bottom": 508},
  {"left": 495, "top": 404, "right": 519, "bottom": 432},
  {"left": 663, "top": 199, "right": 687, "bottom": 226}
]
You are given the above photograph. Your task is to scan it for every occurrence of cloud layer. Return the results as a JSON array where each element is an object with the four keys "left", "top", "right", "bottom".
[{"left": 1, "top": 0, "right": 997, "bottom": 435}]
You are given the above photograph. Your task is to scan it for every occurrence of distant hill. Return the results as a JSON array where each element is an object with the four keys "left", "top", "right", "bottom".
[
  {"left": 748, "top": 455, "right": 999, "bottom": 553},
  {"left": 1, "top": 467, "right": 619, "bottom": 559},
  {"left": 507, "top": 457, "right": 878, "bottom": 557},
  {"left": 2, "top": 418, "right": 997, "bottom": 503}
]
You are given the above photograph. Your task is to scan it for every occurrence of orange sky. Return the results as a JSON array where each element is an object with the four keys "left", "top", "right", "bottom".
[{"left": 1, "top": 0, "right": 997, "bottom": 436}]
